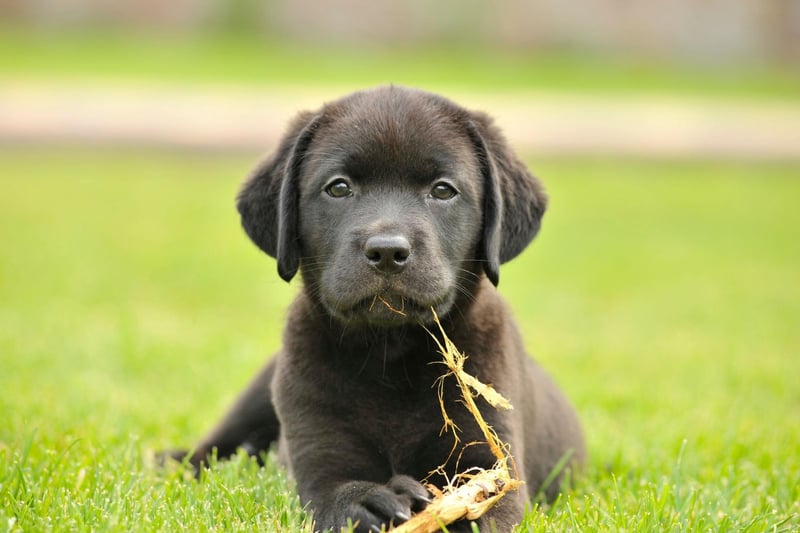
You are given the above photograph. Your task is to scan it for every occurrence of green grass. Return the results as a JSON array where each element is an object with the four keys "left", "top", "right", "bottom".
[
  {"left": 1, "top": 148, "right": 798, "bottom": 531},
  {"left": 2, "top": 28, "right": 799, "bottom": 99}
]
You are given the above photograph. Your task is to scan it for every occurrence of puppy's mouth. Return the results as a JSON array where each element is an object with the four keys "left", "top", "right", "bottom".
[{"left": 332, "top": 293, "right": 453, "bottom": 327}]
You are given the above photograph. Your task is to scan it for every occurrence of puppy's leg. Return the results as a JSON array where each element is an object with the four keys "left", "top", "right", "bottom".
[{"left": 166, "top": 358, "right": 280, "bottom": 469}]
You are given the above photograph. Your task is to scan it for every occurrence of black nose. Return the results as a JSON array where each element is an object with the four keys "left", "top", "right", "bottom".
[{"left": 364, "top": 234, "right": 411, "bottom": 274}]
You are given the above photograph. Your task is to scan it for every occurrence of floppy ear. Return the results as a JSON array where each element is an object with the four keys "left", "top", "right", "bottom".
[
  {"left": 236, "top": 111, "right": 321, "bottom": 282},
  {"left": 466, "top": 112, "right": 548, "bottom": 286}
]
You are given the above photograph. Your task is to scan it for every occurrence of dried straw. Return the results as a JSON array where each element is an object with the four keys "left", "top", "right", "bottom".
[{"left": 389, "top": 309, "right": 523, "bottom": 533}]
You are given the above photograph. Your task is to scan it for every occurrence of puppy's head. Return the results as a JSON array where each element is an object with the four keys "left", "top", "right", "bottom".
[{"left": 237, "top": 86, "right": 547, "bottom": 326}]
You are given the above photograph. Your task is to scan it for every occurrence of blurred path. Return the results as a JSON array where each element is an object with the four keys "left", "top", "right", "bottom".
[{"left": 1, "top": 81, "right": 799, "bottom": 158}]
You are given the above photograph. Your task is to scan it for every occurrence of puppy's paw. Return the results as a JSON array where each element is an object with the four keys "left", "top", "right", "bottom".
[
  {"left": 156, "top": 449, "right": 190, "bottom": 464},
  {"left": 336, "top": 475, "right": 431, "bottom": 532},
  {"left": 385, "top": 475, "right": 432, "bottom": 513},
  {"left": 153, "top": 448, "right": 205, "bottom": 478}
]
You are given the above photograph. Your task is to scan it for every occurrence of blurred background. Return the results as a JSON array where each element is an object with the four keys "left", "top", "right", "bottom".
[
  {"left": 1, "top": 4, "right": 799, "bottom": 528},
  {"left": 1, "top": 0, "right": 799, "bottom": 156}
]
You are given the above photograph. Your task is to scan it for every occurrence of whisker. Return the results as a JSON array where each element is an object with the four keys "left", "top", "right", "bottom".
[
  {"left": 453, "top": 269, "right": 483, "bottom": 284},
  {"left": 356, "top": 349, "right": 372, "bottom": 377}
]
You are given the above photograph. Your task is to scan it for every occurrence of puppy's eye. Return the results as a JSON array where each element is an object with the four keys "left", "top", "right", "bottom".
[
  {"left": 430, "top": 182, "right": 458, "bottom": 201},
  {"left": 325, "top": 179, "right": 353, "bottom": 198}
]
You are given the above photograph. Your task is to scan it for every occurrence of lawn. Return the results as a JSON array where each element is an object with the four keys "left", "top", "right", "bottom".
[
  {"left": 0, "top": 148, "right": 798, "bottom": 531},
  {"left": 1, "top": 28, "right": 799, "bottom": 100}
]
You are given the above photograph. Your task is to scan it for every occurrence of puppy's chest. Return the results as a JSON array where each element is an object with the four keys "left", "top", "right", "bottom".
[
  {"left": 361, "top": 387, "right": 448, "bottom": 472},
  {"left": 356, "top": 375, "right": 494, "bottom": 477}
]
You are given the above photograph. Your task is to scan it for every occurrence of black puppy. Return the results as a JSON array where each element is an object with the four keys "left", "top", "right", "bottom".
[{"left": 168, "top": 86, "right": 585, "bottom": 532}]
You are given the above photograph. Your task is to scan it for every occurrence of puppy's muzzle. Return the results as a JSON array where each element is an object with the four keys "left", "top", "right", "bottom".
[{"left": 364, "top": 234, "right": 411, "bottom": 274}]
